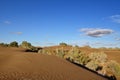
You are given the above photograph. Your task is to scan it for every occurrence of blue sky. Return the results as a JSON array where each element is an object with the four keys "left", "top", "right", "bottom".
[{"left": 0, "top": 0, "right": 120, "bottom": 47}]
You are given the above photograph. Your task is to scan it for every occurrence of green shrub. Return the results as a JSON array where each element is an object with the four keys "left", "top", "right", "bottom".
[
  {"left": 59, "top": 42, "right": 68, "bottom": 46},
  {"left": 29, "top": 46, "right": 39, "bottom": 52},
  {"left": 20, "top": 41, "right": 32, "bottom": 49},
  {"left": 0, "top": 43, "right": 8, "bottom": 47},
  {"left": 9, "top": 41, "right": 18, "bottom": 47},
  {"left": 20, "top": 41, "right": 39, "bottom": 52}
]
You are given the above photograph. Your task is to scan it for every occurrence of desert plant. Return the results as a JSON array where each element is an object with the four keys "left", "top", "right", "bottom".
[
  {"left": 0, "top": 43, "right": 8, "bottom": 47},
  {"left": 97, "top": 62, "right": 116, "bottom": 80},
  {"left": 27, "top": 46, "right": 39, "bottom": 52},
  {"left": 38, "top": 49, "right": 51, "bottom": 55},
  {"left": 20, "top": 41, "right": 32, "bottom": 49},
  {"left": 65, "top": 47, "right": 81, "bottom": 61},
  {"left": 107, "top": 60, "right": 120, "bottom": 76},
  {"left": 78, "top": 52, "right": 90, "bottom": 65},
  {"left": 86, "top": 60, "right": 100, "bottom": 71},
  {"left": 87, "top": 52, "right": 118, "bottom": 78},
  {"left": 38, "top": 49, "right": 42, "bottom": 53},
  {"left": 66, "top": 47, "right": 90, "bottom": 65},
  {"left": 55, "top": 48, "right": 65, "bottom": 58},
  {"left": 59, "top": 42, "right": 68, "bottom": 46},
  {"left": 84, "top": 52, "right": 108, "bottom": 73},
  {"left": 88, "top": 52, "right": 108, "bottom": 63},
  {"left": 20, "top": 41, "right": 39, "bottom": 52},
  {"left": 9, "top": 41, "right": 18, "bottom": 47},
  {"left": 87, "top": 52, "right": 108, "bottom": 71}
]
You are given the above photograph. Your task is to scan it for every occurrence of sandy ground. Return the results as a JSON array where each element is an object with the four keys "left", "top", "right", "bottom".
[
  {"left": 105, "top": 51, "right": 120, "bottom": 63},
  {"left": 0, "top": 47, "right": 108, "bottom": 80}
]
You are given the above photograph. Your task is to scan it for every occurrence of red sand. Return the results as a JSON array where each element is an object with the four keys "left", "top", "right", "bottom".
[{"left": 0, "top": 47, "right": 107, "bottom": 80}]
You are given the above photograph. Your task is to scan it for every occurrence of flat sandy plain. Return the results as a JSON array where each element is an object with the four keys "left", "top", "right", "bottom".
[{"left": 0, "top": 47, "right": 110, "bottom": 80}]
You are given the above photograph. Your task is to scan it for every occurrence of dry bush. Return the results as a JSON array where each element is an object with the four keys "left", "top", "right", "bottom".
[
  {"left": 87, "top": 52, "right": 108, "bottom": 73},
  {"left": 65, "top": 47, "right": 81, "bottom": 62},
  {"left": 107, "top": 60, "right": 120, "bottom": 76},
  {"left": 38, "top": 49, "right": 51, "bottom": 55},
  {"left": 86, "top": 60, "right": 100, "bottom": 71},
  {"left": 88, "top": 52, "right": 118, "bottom": 79},
  {"left": 20, "top": 41, "right": 32, "bottom": 49},
  {"left": 55, "top": 48, "right": 66, "bottom": 58},
  {"left": 65, "top": 47, "right": 90, "bottom": 65},
  {"left": 78, "top": 52, "right": 90, "bottom": 65},
  {"left": 88, "top": 52, "right": 108, "bottom": 63}
]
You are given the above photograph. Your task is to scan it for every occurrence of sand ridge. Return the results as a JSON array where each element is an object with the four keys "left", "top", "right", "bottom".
[{"left": 0, "top": 47, "right": 107, "bottom": 80}]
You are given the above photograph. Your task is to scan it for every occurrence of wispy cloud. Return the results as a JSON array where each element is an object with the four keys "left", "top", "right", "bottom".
[
  {"left": 80, "top": 28, "right": 113, "bottom": 37},
  {"left": 4, "top": 21, "right": 11, "bottom": 24},
  {"left": 115, "top": 37, "right": 120, "bottom": 41},
  {"left": 92, "top": 41, "right": 120, "bottom": 48},
  {"left": 110, "top": 15, "right": 120, "bottom": 23},
  {"left": 10, "top": 32, "right": 23, "bottom": 35}
]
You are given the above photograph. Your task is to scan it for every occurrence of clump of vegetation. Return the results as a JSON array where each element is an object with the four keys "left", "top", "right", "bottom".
[
  {"left": 78, "top": 52, "right": 90, "bottom": 65},
  {"left": 20, "top": 41, "right": 39, "bottom": 52},
  {"left": 86, "top": 52, "right": 108, "bottom": 71},
  {"left": 1, "top": 41, "right": 119, "bottom": 79},
  {"left": 20, "top": 41, "right": 32, "bottom": 49},
  {"left": 0, "top": 43, "right": 9, "bottom": 47},
  {"left": 38, "top": 48, "right": 53, "bottom": 55},
  {"left": 65, "top": 46, "right": 80, "bottom": 62},
  {"left": 9, "top": 41, "right": 18, "bottom": 47},
  {"left": 87, "top": 52, "right": 118, "bottom": 79},
  {"left": 0, "top": 41, "right": 19, "bottom": 47},
  {"left": 65, "top": 46, "right": 90, "bottom": 65},
  {"left": 88, "top": 52, "right": 108, "bottom": 63},
  {"left": 59, "top": 42, "right": 68, "bottom": 46},
  {"left": 86, "top": 60, "right": 100, "bottom": 71},
  {"left": 107, "top": 60, "right": 120, "bottom": 76},
  {"left": 55, "top": 48, "right": 66, "bottom": 58}
]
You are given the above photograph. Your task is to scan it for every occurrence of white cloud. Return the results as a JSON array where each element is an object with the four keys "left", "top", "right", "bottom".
[
  {"left": 110, "top": 15, "right": 120, "bottom": 23},
  {"left": 4, "top": 21, "right": 11, "bottom": 24},
  {"left": 80, "top": 28, "right": 113, "bottom": 37}
]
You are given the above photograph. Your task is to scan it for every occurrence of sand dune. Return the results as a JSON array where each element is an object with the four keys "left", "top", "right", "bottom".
[{"left": 0, "top": 47, "right": 107, "bottom": 80}]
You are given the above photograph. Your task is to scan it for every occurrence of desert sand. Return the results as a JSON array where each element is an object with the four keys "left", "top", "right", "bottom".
[{"left": 0, "top": 47, "right": 108, "bottom": 80}]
